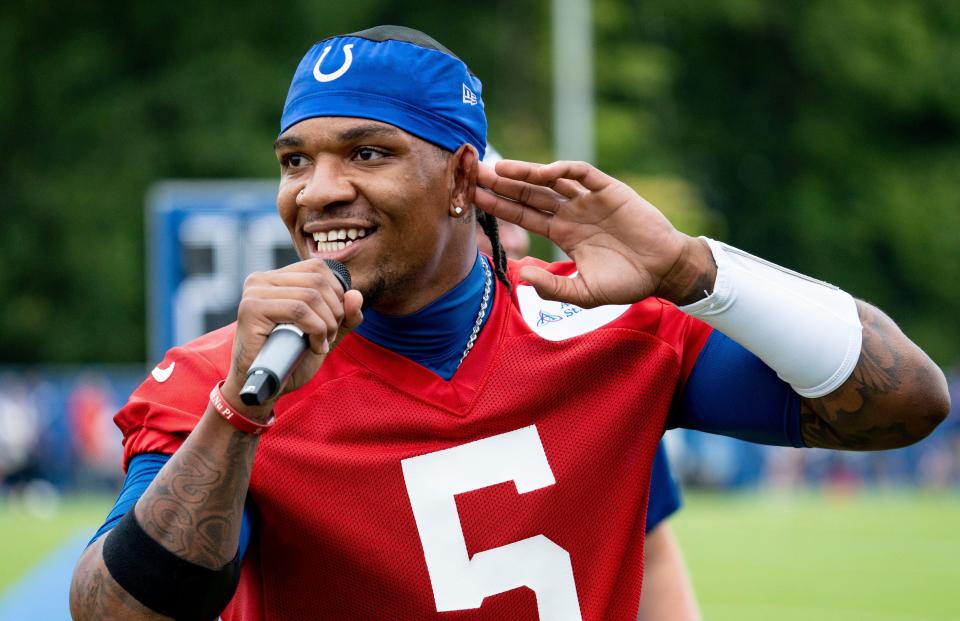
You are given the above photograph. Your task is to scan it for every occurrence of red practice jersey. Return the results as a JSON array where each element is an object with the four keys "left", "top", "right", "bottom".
[{"left": 116, "top": 258, "right": 712, "bottom": 620}]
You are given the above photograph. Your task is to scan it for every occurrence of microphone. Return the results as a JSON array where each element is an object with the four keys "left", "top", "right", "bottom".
[{"left": 238, "top": 259, "right": 351, "bottom": 406}]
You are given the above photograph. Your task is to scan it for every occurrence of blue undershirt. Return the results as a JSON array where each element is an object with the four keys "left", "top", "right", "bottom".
[
  {"left": 354, "top": 253, "right": 493, "bottom": 380},
  {"left": 674, "top": 331, "right": 804, "bottom": 448}
]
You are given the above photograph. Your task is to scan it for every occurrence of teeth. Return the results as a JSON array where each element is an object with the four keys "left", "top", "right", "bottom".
[
  {"left": 316, "top": 241, "right": 350, "bottom": 252},
  {"left": 312, "top": 228, "right": 371, "bottom": 251}
]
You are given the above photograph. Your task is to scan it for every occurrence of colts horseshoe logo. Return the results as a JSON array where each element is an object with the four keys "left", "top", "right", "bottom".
[{"left": 313, "top": 44, "right": 354, "bottom": 83}]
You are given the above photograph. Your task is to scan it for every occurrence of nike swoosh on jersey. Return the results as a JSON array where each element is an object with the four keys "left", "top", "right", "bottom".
[{"left": 151, "top": 362, "right": 176, "bottom": 383}]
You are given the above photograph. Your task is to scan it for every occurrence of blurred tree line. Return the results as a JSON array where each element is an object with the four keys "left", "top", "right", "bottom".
[{"left": 1, "top": 0, "right": 957, "bottom": 366}]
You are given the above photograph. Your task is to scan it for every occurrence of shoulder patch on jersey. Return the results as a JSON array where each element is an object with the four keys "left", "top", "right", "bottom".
[
  {"left": 151, "top": 362, "right": 176, "bottom": 383},
  {"left": 516, "top": 280, "right": 630, "bottom": 341}
]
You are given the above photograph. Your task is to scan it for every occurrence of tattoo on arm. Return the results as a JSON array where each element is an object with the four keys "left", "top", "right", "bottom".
[
  {"left": 135, "top": 417, "right": 257, "bottom": 569},
  {"left": 72, "top": 404, "right": 259, "bottom": 617},
  {"left": 70, "top": 537, "right": 169, "bottom": 620},
  {"left": 799, "top": 301, "right": 940, "bottom": 450},
  {"left": 657, "top": 238, "right": 718, "bottom": 306}
]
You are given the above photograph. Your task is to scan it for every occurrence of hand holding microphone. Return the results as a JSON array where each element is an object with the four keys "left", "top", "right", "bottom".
[
  {"left": 222, "top": 258, "right": 363, "bottom": 414},
  {"left": 239, "top": 259, "right": 351, "bottom": 406}
]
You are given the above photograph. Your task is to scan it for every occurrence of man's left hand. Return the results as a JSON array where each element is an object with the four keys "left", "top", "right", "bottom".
[{"left": 475, "top": 160, "right": 715, "bottom": 307}]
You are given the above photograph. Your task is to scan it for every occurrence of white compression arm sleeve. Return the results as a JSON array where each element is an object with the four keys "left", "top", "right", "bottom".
[{"left": 678, "top": 238, "right": 863, "bottom": 398}]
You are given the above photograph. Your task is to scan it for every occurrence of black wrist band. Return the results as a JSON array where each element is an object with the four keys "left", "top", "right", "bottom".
[{"left": 102, "top": 509, "right": 241, "bottom": 621}]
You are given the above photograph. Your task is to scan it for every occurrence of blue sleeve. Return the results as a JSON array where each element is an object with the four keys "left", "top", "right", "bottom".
[
  {"left": 645, "top": 441, "right": 681, "bottom": 532},
  {"left": 88, "top": 453, "right": 253, "bottom": 561},
  {"left": 671, "top": 331, "right": 805, "bottom": 447}
]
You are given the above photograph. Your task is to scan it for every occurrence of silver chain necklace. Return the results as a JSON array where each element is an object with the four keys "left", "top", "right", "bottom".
[{"left": 457, "top": 258, "right": 492, "bottom": 368}]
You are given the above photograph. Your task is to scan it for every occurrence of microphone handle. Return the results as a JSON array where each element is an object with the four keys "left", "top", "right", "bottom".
[{"left": 239, "top": 325, "right": 308, "bottom": 406}]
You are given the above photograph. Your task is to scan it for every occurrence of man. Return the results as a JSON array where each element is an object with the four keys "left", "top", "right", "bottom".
[
  {"left": 71, "top": 26, "right": 948, "bottom": 621},
  {"left": 478, "top": 145, "right": 700, "bottom": 621}
]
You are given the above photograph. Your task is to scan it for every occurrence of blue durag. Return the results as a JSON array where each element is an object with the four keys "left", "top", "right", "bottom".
[{"left": 280, "top": 25, "right": 487, "bottom": 159}]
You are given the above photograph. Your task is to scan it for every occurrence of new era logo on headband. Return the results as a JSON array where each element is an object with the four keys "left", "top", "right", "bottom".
[
  {"left": 313, "top": 44, "right": 354, "bottom": 83},
  {"left": 462, "top": 83, "right": 478, "bottom": 105}
]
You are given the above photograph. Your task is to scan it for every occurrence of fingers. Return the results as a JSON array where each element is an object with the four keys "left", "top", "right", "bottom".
[
  {"left": 550, "top": 178, "right": 586, "bottom": 200},
  {"left": 242, "top": 287, "right": 341, "bottom": 354},
  {"left": 271, "top": 257, "right": 349, "bottom": 291},
  {"left": 532, "top": 160, "right": 614, "bottom": 193},
  {"left": 341, "top": 290, "right": 365, "bottom": 332},
  {"left": 477, "top": 163, "right": 567, "bottom": 212},
  {"left": 518, "top": 266, "right": 593, "bottom": 308},
  {"left": 488, "top": 159, "right": 614, "bottom": 196},
  {"left": 238, "top": 294, "right": 338, "bottom": 355},
  {"left": 475, "top": 159, "right": 617, "bottom": 240},
  {"left": 474, "top": 186, "right": 552, "bottom": 237},
  {"left": 475, "top": 161, "right": 569, "bottom": 237},
  {"left": 240, "top": 260, "right": 350, "bottom": 355}
]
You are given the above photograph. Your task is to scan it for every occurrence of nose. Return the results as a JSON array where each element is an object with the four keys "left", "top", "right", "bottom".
[{"left": 299, "top": 156, "right": 357, "bottom": 209}]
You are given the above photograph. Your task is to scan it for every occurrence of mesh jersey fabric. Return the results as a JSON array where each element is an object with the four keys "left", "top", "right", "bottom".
[{"left": 114, "top": 257, "right": 712, "bottom": 621}]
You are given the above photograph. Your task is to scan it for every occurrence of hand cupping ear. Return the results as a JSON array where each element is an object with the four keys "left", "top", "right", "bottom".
[{"left": 474, "top": 159, "right": 690, "bottom": 309}]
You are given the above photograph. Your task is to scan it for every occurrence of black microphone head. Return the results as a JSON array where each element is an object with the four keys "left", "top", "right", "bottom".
[{"left": 323, "top": 259, "right": 351, "bottom": 291}]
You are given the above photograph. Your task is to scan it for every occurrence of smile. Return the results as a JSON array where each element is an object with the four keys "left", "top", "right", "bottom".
[{"left": 311, "top": 227, "right": 374, "bottom": 253}]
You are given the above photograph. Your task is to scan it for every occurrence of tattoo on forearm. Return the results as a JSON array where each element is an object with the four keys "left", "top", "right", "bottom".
[
  {"left": 657, "top": 239, "right": 718, "bottom": 306},
  {"left": 136, "top": 426, "right": 255, "bottom": 569},
  {"left": 799, "top": 301, "right": 936, "bottom": 450},
  {"left": 72, "top": 402, "right": 259, "bottom": 617},
  {"left": 71, "top": 539, "right": 167, "bottom": 620},
  {"left": 90, "top": 566, "right": 160, "bottom": 617},
  {"left": 232, "top": 339, "right": 249, "bottom": 382}
]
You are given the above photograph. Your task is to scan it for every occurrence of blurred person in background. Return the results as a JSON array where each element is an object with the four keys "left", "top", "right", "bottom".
[
  {"left": 480, "top": 144, "right": 701, "bottom": 620},
  {"left": 0, "top": 374, "right": 41, "bottom": 490},
  {"left": 70, "top": 25, "right": 948, "bottom": 621},
  {"left": 68, "top": 375, "right": 125, "bottom": 489}
]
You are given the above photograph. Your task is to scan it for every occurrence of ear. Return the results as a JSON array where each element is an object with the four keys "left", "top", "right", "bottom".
[{"left": 448, "top": 143, "right": 479, "bottom": 218}]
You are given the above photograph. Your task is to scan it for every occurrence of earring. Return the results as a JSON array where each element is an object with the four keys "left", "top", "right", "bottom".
[{"left": 454, "top": 206, "right": 463, "bottom": 215}]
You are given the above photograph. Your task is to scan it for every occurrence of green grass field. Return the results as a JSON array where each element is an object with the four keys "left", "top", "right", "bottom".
[
  {"left": 673, "top": 491, "right": 960, "bottom": 621},
  {"left": 2, "top": 491, "right": 958, "bottom": 619},
  {"left": 0, "top": 495, "right": 109, "bottom": 591}
]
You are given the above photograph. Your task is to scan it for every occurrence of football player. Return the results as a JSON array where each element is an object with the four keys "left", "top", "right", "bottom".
[{"left": 71, "top": 26, "right": 948, "bottom": 621}]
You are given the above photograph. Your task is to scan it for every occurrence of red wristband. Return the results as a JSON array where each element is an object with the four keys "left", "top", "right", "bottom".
[{"left": 209, "top": 380, "right": 275, "bottom": 435}]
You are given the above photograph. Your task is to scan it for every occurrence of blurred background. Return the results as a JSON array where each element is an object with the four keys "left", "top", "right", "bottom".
[{"left": 1, "top": 1, "right": 958, "bottom": 619}]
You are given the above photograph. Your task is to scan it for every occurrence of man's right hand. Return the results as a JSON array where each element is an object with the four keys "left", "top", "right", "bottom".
[{"left": 221, "top": 258, "right": 364, "bottom": 416}]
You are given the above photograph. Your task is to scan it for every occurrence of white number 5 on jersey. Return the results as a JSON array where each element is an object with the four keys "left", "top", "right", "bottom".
[{"left": 401, "top": 425, "right": 583, "bottom": 619}]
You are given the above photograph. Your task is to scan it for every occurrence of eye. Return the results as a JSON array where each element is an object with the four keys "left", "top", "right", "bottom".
[
  {"left": 353, "top": 147, "right": 387, "bottom": 162},
  {"left": 280, "top": 153, "right": 308, "bottom": 169}
]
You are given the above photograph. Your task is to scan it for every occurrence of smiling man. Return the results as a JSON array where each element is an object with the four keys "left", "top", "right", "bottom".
[
  {"left": 275, "top": 118, "right": 477, "bottom": 316},
  {"left": 70, "top": 25, "right": 948, "bottom": 621}
]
